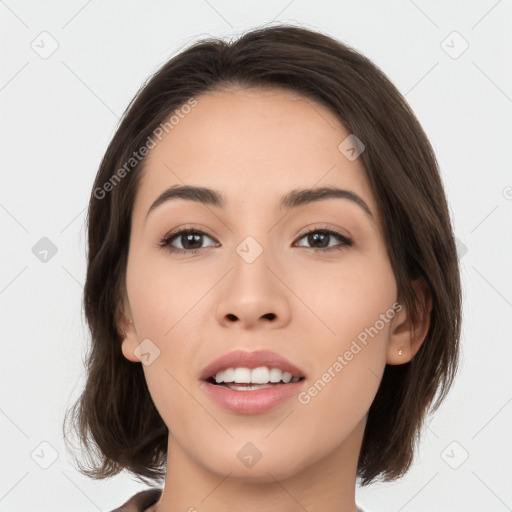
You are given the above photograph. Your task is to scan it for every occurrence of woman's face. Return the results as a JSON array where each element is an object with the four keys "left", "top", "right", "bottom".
[{"left": 120, "top": 87, "right": 401, "bottom": 482}]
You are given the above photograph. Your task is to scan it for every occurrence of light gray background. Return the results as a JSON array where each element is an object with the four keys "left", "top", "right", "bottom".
[{"left": 1, "top": 1, "right": 511, "bottom": 511}]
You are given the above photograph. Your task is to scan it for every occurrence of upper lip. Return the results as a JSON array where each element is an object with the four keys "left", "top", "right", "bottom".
[{"left": 200, "top": 349, "right": 307, "bottom": 381}]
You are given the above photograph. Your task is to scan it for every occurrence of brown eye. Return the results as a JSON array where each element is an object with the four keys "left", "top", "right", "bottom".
[
  {"left": 295, "top": 228, "right": 352, "bottom": 252},
  {"left": 159, "top": 229, "right": 217, "bottom": 254}
]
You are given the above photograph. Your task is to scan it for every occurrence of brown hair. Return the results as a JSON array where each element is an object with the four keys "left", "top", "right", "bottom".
[{"left": 63, "top": 23, "right": 462, "bottom": 486}]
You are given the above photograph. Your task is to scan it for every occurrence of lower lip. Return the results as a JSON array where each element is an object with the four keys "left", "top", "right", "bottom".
[{"left": 201, "top": 380, "right": 306, "bottom": 414}]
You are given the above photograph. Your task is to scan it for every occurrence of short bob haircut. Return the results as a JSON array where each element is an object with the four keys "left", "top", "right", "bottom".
[{"left": 63, "top": 23, "right": 462, "bottom": 486}]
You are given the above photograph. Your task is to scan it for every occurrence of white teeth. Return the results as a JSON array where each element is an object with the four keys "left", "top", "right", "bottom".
[
  {"left": 222, "top": 368, "right": 235, "bottom": 383},
  {"left": 269, "top": 368, "right": 282, "bottom": 382},
  {"left": 251, "top": 366, "right": 270, "bottom": 384},
  {"left": 234, "top": 368, "right": 251, "bottom": 383},
  {"left": 214, "top": 366, "right": 300, "bottom": 384},
  {"left": 282, "top": 372, "right": 293, "bottom": 383}
]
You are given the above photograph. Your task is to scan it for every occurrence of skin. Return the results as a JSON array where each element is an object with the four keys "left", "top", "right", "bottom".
[{"left": 119, "top": 87, "right": 431, "bottom": 512}]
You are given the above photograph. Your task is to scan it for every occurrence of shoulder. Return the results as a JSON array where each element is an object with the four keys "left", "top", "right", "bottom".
[{"left": 108, "top": 488, "right": 162, "bottom": 512}]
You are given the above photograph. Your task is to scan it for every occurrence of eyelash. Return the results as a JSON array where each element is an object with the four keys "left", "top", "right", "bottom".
[{"left": 157, "top": 225, "right": 353, "bottom": 255}]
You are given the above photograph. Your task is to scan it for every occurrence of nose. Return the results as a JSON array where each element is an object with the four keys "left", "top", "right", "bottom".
[{"left": 214, "top": 246, "right": 291, "bottom": 330}]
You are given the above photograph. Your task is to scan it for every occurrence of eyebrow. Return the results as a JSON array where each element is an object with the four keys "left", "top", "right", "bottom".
[{"left": 145, "top": 184, "right": 373, "bottom": 221}]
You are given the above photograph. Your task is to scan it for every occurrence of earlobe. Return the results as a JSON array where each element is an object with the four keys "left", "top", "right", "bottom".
[
  {"left": 120, "top": 318, "right": 140, "bottom": 362},
  {"left": 386, "top": 307, "right": 415, "bottom": 365},
  {"left": 386, "top": 278, "right": 432, "bottom": 365},
  {"left": 117, "top": 297, "right": 140, "bottom": 363}
]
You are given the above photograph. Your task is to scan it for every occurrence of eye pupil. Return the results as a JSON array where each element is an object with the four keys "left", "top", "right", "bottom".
[
  {"left": 183, "top": 233, "right": 202, "bottom": 250},
  {"left": 309, "top": 232, "right": 329, "bottom": 248}
]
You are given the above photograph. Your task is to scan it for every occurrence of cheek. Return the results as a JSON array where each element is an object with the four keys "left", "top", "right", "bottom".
[
  {"left": 289, "top": 249, "right": 397, "bottom": 344},
  {"left": 289, "top": 250, "right": 397, "bottom": 410},
  {"left": 293, "top": 267, "right": 397, "bottom": 444},
  {"left": 126, "top": 248, "right": 209, "bottom": 335}
]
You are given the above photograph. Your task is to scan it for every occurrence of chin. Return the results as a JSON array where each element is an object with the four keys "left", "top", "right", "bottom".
[
  {"left": 216, "top": 464, "right": 301, "bottom": 484},
  {"left": 196, "top": 445, "right": 310, "bottom": 484}
]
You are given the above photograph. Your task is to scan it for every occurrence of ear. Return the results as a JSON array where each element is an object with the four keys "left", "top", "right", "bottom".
[
  {"left": 117, "top": 293, "right": 140, "bottom": 363},
  {"left": 386, "top": 278, "right": 432, "bottom": 365}
]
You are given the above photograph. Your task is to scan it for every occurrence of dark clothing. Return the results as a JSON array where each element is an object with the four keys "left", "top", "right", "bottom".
[{"left": 109, "top": 488, "right": 162, "bottom": 512}]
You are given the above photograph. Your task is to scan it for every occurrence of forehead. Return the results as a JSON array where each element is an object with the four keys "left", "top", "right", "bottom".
[{"left": 132, "top": 87, "right": 376, "bottom": 223}]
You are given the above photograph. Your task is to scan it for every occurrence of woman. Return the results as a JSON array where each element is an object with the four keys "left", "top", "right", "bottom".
[{"left": 64, "top": 23, "right": 462, "bottom": 512}]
